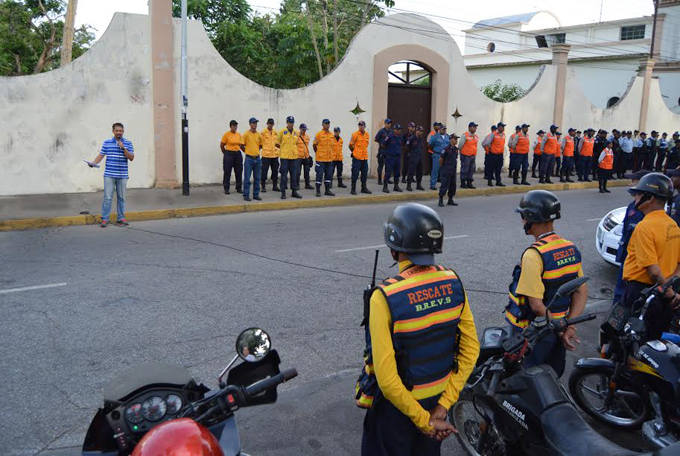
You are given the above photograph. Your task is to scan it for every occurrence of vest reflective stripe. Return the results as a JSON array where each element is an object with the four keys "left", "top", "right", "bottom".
[
  {"left": 515, "top": 133, "right": 530, "bottom": 154},
  {"left": 534, "top": 137, "right": 543, "bottom": 155},
  {"left": 563, "top": 136, "right": 575, "bottom": 157},
  {"left": 378, "top": 265, "right": 465, "bottom": 401},
  {"left": 581, "top": 137, "right": 595, "bottom": 157},
  {"left": 544, "top": 133, "right": 558, "bottom": 155},
  {"left": 505, "top": 234, "right": 582, "bottom": 328},
  {"left": 599, "top": 149, "right": 614, "bottom": 170},
  {"left": 461, "top": 132, "right": 478, "bottom": 156},
  {"left": 491, "top": 132, "right": 505, "bottom": 154}
]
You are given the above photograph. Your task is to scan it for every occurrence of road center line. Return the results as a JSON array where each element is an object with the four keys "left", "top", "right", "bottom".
[
  {"left": 335, "top": 235, "right": 469, "bottom": 253},
  {"left": 586, "top": 218, "right": 601, "bottom": 222},
  {"left": 0, "top": 283, "right": 68, "bottom": 294}
]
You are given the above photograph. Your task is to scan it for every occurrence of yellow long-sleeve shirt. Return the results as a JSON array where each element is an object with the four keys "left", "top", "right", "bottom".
[{"left": 369, "top": 260, "right": 480, "bottom": 432}]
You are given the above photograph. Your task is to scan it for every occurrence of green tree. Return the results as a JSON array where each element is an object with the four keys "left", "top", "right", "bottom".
[
  {"left": 0, "top": 0, "right": 94, "bottom": 76},
  {"left": 481, "top": 79, "right": 526, "bottom": 103}
]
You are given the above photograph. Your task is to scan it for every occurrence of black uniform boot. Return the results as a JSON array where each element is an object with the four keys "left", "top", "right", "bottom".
[
  {"left": 383, "top": 182, "right": 389, "bottom": 193},
  {"left": 447, "top": 196, "right": 458, "bottom": 206},
  {"left": 338, "top": 178, "right": 347, "bottom": 188},
  {"left": 598, "top": 180, "right": 604, "bottom": 193},
  {"left": 416, "top": 183, "right": 425, "bottom": 191},
  {"left": 261, "top": 183, "right": 267, "bottom": 193},
  {"left": 559, "top": 170, "right": 565, "bottom": 183},
  {"left": 325, "top": 184, "right": 335, "bottom": 196},
  {"left": 378, "top": 175, "right": 383, "bottom": 186},
  {"left": 305, "top": 182, "right": 314, "bottom": 190},
  {"left": 539, "top": 174, "right": 545, "bottom": 184},
  {"left": 438, "top": 196, "right": 445, "bottom": 207},
  {"left": 488, "top": 179, "right": 494, "bottom": 187},
  {"left": 532, "top": 170, "right": 538, "bottom": 178},
  {"left": 565, "top": 172, "right": 574, "bottom": 183},
  {"left": 291, "top": 189, "right": 302, "bottom": 199},
  {"left": 351, "top": 183, "right": 357, "bottom": 195},
  {"left": 315, "top": 184, "right": 321, "bottom": 197},
  {"left": 521, "top": 172, "right": 531, "bottom": 185},
  {"left": 406, "top": 183, "right": 413, "bottom": 191},
  {"left": 512, "top": 170, "right": 520, "bottom": 185},
  {"left": 273, "top": 182, "right": 280, "bottom": 192},
  {"left": 281, "top": 190, "right": 287, "bottom": 199},
  {"left": 393, "top": 183, "right": 403, "bottom": 192},
  {"left": 361, "top": 184, "right": 372, "bottom": 194},
  {"left": 496, "top": 180, "right": 506, "bottom": 187},
  {"left": 468, "top": 180, "right": 476, "bottom": 189},
  {"left": 460, "top": 180, "right": 468, "bottom": 189},
  {"left": 604, "top": 180, "right": 611, "bottom": 193}
]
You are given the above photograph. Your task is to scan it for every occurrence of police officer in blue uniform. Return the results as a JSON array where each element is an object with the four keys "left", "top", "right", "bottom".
[
  {"left": 405, "top": 126, "right": 425, "bottom": 191},
  {"left": 382, "top": 124, "right": 404, "bottom": 193},
  {"left": 374, "top": 119, "right": 392, "bottom": 185},
  {"left": 505, "top": 190, "right": 588, "bottom": 377},
  {"left": 668, "top": 168, "right": 680, "bottom": 227},
  {"left": 612, "top": 170, "right": 651, "bottom": 305}
]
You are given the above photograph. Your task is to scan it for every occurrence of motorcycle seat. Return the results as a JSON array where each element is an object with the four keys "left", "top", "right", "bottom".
[{"left": 540, "top": 403, "right": 640, "bottom": 456}]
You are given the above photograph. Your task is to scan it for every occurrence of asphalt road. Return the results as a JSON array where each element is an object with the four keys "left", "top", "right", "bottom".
[{"left": 0, "top": 187, "right": 641, "bottom": 455}]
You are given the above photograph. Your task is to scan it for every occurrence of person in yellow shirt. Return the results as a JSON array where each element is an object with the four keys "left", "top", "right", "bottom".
[
  {"left": 296, "top": 123, "right": 313, "bottom": 190},
  {"left": 349, "top": 120, "right": 372, "bottom": 195},
  {"left": 241, "top": 117, "right": 263, "bottom": 202},
  {"left": 360, "top": 203, "right": 479, "bottom": 455},
  {"left": 313, "top": 119, "right": 335, "bottom": 197},
  {"left": 331, "top": 127, "right": 347, "bottom": 189},
  {"left": 220, "top": 120, "right": 243, "bottom": 195},
  {"left": 623, "top": 173, "right": 680, "bottom": 339},
  {"left": 276, "top": 115, "right": 301, "bottom": 200},
  {"left": 260, "top": 118, "right": 280, "bottom": 193}
]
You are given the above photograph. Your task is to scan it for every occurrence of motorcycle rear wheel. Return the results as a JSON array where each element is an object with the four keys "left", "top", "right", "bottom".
[
  {"left": 569, "top": 366, "right": 648, "bottom": 429},
  {"left": 450, "top": 399, "right": 505, "bottom": 456}
]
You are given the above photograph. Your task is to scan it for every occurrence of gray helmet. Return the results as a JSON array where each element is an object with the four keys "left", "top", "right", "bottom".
[
  {"left": 629, "top": 172, "right": 673, "bottom": 200},
  {"left": 383, "top": 203, "right": 443, "bottom": 265},
  {"left": 515, "top": 190, "right": 561, "bottom": 223}
]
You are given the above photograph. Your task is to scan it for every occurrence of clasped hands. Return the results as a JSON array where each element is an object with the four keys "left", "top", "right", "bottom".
[{"left": 424, "top": 404, "right": 457, "bottom": 441}]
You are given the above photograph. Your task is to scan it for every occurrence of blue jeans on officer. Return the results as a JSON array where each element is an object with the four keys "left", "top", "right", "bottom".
[
  {"left": 430, "top": 153, "right": 441, "bottom": 189},
  {"left": 243, "top": 155, "right": 262, "bottom": 199}
]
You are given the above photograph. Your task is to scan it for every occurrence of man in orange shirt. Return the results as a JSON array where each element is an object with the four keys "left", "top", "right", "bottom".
[
  {"left": 349, "top": 120, "right": 372, "bottom": 195},
  {"left": 539, "top": 124, "right": 559, "bottom": 184},
  {"left": 220, "top": 120, "right": 243, "bottom": 195},
  {"left": 260, "top": 118, "right": 280, "bottom": 193},
  {"left": 296, "top": 123, "right": 313, "bottom": 190},
  {"left": 559, "top": 128, "right": 576, "bottom": 183},
  {"left": 332, "top": 127, "right": 347, "bottom": 189},
  {"left": 458, "top": 122, "right": 478, "bottom": 189},
  {"left": 314, "top": 119, "right": 335, "bottom": 197},
  {"left": 481, "top": 122, "right": 506, "bottom": 187}
]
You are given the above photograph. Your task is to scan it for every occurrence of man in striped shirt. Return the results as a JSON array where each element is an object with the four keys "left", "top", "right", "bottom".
[{"left": 88, "top": 123, "right": 135, "bottom": 227}]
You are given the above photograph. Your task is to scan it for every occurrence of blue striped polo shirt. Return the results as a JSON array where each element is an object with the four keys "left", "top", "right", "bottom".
[{"left": 100, "top": 137, "right": 134, "bottom": 179}]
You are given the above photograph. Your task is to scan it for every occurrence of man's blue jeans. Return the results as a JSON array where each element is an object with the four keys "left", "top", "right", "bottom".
[
  {"left": 430, "top": 152, "right": 441, "bottom": 189},
  {"left": 102, "top": 177, "right": 128, "bottom": 222},
  {"left": 244, "top": 155, "right": 262, "bottom": 198}
]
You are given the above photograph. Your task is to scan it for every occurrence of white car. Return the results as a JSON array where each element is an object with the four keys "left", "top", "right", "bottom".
[{"left": 596, "top": 207, "right": 626, "bottom": 266}]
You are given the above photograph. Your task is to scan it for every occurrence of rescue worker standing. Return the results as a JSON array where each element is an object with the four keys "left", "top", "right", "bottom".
[
  {"left": 482, "top": 122, "right": 506, "bottom": 187},
  {"left": 508, "top": 125, "right": 521, "bottom": 179},
  {"left": 349, "top": 120, "right": 372, "bottom": 195},
  {"left": 577, "top": 128, "right": 595, "bottom": 181},
  {"left": 668, "top": 168, "right": 680, "bottom": 227},
  {"left": 332, "top": 127, "right": 347, "bottom": 188},
  {"left": 597, "top": 140, "right": 614, "bottom": 193},
  {"left": 405, "top": 126, "right": 425, "bottom": 191},
  {"left": 314, "top": 119, "right": 335, "bottom": 197},
  {"left": 361, "top": 203, "right": 480, "bottom": 456},
  {"left": 458, "top": 122, "right": 478, "bottom": 189},
  {"left": 220, "top": 120, "right": 243, "bottom": 195},
  {"left": 241, "top": 117, "right": 263, "bottom": 202},
  {"left": 428, "top": 124, "right": 450, "bottom": 190},
  {"left": 539, "top": 125, "right": 559, "bottom": 184},
  {"left": 382, "top": 124, "right": 405, "bottom": 193},
  {"left": 510, "top": 123, "right": 531, "bottom": 185},
  {"left": 296, "top": 123, "right": 313, "bottom": 190},
  {"left": 559, "top": 128, "right": 576, "bottom": 183},
  {"left": 276, "top": 116, "right": 301, "bottom": 200},
  {"left": 374, "top": 119, "right": 392, "bottom": 185},
  {"left": 438, "top": 134, "right": 459, "bottom": 207},
  {"left": 623, "top": 173, "right": 680, "bottom": 340},
  {"left": 506, "top": 190, "right": 588, "bottom": 377},
  {"left": 260, "top": 118, "right": 280, "bottom": 193},
  {"left": 531, "top": 130, "right": 545, "bottom": 178}
]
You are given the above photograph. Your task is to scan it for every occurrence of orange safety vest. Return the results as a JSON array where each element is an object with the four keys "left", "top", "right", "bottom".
[
  {"left": 599, "top": 148, "right": 614, "bottom": 169},
  {"left": 563, "top": 136, "right": 575, "bottom": 157},
  {"left": 544, "top": 133, "right": 558, "bottom": 156},
  {"left": 332, "top": 136, "right": 344, "bottom": 161},
  {"left": 350, "top": 130, "right": 370, "bottom": 161},
  {"left": 490, "top": 132, "right": 505, "bottom": 155},
  {"left": 515, "top": 133, "right": 530, "bottom": 154},
  {"left": 581, "top": 136, "right": 595, "bottom": 157},
  {"left": 509, "top": 133, "right": 518, "bottom": 153},
  {"left": 461, "top": 131, "right": 479, "bottom": 156},
  {"left": 534, "top": 137, "right": 543, "bottom": 156}
]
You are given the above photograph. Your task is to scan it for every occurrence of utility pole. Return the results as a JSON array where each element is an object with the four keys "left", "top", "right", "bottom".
[
  {"left": 60, "top": 0, "right": 78, "bottom": 66},
  {"left": 180, "top": 0, "right": 190, "bottom": 195},
  {"left": 650, "top": 0, "right": 660, "bottom": 58}
]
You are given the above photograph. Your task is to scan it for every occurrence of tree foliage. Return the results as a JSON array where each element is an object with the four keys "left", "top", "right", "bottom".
[
  {"left": 480, "top": 79, "right": 526, "bottom": 103},
  {"left": 172, "top": 0, "right": 393, "bottom": 89},
  {"left": 0, "top": 0, "right": 94, "bottom": 76}
]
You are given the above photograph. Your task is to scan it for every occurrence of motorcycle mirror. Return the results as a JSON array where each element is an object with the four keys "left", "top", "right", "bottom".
[
  {"left": 236, "top": 328, "right": 272, "bottom": 363},
  {"left": 546, "top": 276, "right": 590, "bottom": 310}
]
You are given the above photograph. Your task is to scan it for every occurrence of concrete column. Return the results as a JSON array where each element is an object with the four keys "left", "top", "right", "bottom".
[
  {"left": 551, "top": 44, "right": 571, "bottom": 129},
  {"left": 149, "top": 0, "right": 178, "bottom": 188},
  {"left": 638, "top": 58, "right": 655, "bottom": 132}
]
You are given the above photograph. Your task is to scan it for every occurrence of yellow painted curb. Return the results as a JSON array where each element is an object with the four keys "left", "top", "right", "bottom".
[{"left": 0, "top": 180, "right": 628, "bottom": 232}]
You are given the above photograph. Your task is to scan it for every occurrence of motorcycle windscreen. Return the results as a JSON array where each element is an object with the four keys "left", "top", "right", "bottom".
[
  {"left": 227, "top": 349, "right": 281, "bottom": 406},
  {"left": 103, "top": 363, "right": 194, "bottom": 404}
]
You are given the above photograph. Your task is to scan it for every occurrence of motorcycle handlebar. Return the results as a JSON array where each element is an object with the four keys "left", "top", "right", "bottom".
[
  {"left": 565, "top": 313, "right": 597, "bottom": 326},
  {"left": 487, "top": 371, "right": 501, "bottom": 397},
  {"left": 245, "top": 368, "right": 298, "bottom": 398}
]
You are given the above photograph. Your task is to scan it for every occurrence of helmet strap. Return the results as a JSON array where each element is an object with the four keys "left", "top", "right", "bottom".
[
  {"left": 634, "top": 193, "right": 652, "bottom": 210},
  {"left": 523, "top": 221, "right": 533, "bottom": 235}
]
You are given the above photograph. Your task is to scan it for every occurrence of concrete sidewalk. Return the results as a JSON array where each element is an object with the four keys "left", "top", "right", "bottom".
[{"left": 0, "top": 175, "right": 628, "bottom": 231}]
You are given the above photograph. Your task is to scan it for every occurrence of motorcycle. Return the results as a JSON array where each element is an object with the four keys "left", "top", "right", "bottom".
[
  {"left": 81, "top": 328, "right": 297, "bottom": 455},
  {"left": 448, "top": 276, "right": 680, "bottom": 456},
  {"left": 569, "top": 277, "right": 680, "bottom": 449}
]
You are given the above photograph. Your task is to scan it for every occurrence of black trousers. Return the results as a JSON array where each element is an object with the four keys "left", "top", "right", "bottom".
[
  {"left": 377, "top": 152, "right": 386, "bottom": 181},
  {"left": 223, "top": 151, "right": 243, "bottom": 191},
  {"left": 296, "top": 157, "right": 312, "bottom": 188},
  {"left": 279, "top": 158, "right": 299, "bottom": 191},
  {"left": 531, "top": 153, "right": 541, "bottom": 174},
  {"left": 539, "top": 154, "right": 555, "bottom": 180},
  {"left": 332, "top": 160, "right": 344, "bottom": 181},
  {"left": 407, "top": 157, "right": 423, "bottom": 185},
  {"left": 577, "top": 156, "right": 593, "bottom": 180},
  {"left": 261, "top": 157, "right": 279, "bottom": 187},
  {"left": 485, "top": 154, "right": 503, "bottom": 182},
  {"left": 351, "top": 158, "right": 368, "bottom": 185},
  {"left": 655, "top": 151, "right": 667, "bottom": 172},
  {"left": 618, "top": 153, "right": 634, "bottom": 177},
  {"left": 361, "top": 395, "right": 442, "bottom": 456},
  {"left": 439, "top": 168, "right": 457, "bottom": 198},
  {"left": 623, "top": 281, "right": 673, "bottom": 340}
]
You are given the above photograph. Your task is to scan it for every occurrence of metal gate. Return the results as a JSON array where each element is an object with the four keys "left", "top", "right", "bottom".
[{"left": 387, "top": 61, "right": 433, "bottom": 174}]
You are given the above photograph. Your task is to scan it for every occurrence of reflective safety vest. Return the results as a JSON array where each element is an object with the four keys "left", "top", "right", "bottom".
[
  {"left": 491, "top": 132, "right": 505, "bottom": 155},
  {"left": 332, "top": 136, "right": 344, "bottom": 161},
  {"left": 515, "top": 133, "right": 530, "bottom": 154},
  {"left": 563, "top": 136, "right": 575, "bottom": 157},
  {"left": 505, "top": 234, "right": 582, "bottom": 328},
  {"left": 581, "top": 136, "right": 595, "bottom": 157},
  {"left": 534, "top": 137, "right": 543, "bottom": 156},
  {"left": 461, "top": 131, "right": 478, "bottom": 156},
  {"left": 599, "top": 148, "right": 614, "bottom": 170},
  {"left": 355, "top": 265, "right": 466, "bottom": 407},
  {"left": 544, "top": 133, "right": 558, "bottom": 155},
  {"left": 509, "top": 133, "right": 518, "bottom": 152}
]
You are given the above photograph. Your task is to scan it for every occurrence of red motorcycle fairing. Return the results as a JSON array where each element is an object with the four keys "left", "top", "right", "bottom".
[{"left": 132, "top": 418, "right": 224, "bottom": 456}]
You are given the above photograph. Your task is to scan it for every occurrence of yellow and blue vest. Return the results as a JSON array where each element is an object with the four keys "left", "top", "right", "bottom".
[{"left": 506, "top": 234, "right": 582, "bottom": 328}]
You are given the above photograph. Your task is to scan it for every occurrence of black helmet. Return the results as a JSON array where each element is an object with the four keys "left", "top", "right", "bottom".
[
  {"left": 515, "top": 190, "right": 561, "bottom": 223},
  {"left": 628, "top": 172, "right": 673, "bottom": 200},
  {"left": 384, "top": 203, "right": 443, "bottom": 265}
]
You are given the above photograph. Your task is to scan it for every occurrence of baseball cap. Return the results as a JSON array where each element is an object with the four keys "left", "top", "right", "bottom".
[
  {"left": 491, "top": 126, "right": 497, "bottom": 131},
  {"left": 651, "top": 130, "right": 658, "bottom": 135},
  {"left": 416, "top": 126, "right": 424, "bottom": 132},
  {"left": 497, "top": 122, "right": 506, "bottom": 127},
  {"left": 521, "top": 124, "right": 530, "bottom": 129},
  {"left": 394, "top": 124, "right": 403, "bottom": 129},
  {"left": 299, "top": 123, "right": 307, "bottom": 129},
  {"left": 334, "top": 127, "right": 341, "bottom": 132},
  {"left": 433, "top": 121, "right": 441, "bottom": 127},
  {"left": 515, "top": 125, "right": 521, "bottom": 130},
  {"left": 249, "top": 117, "right": 259, "bottom": 124},
  {"left": 322, "top": 118, "right": 330, "bottom": 124},
  {"left": 286, "top": 116, "right": 295, "bottom": 123},
  {"left": 439, "top": 124, "right": 447, "bottom": 129},
  {"left": 537, "top": 129, "right": 545, "bottom": 134},
  {"left": 468, "top": 121, "right": 478, "bottom": 127},
  {"left": 550, "top": 124, "right": 558, "bottom": 130},
  {"left": 568, "top": 128, "right": 575, "bottom": 133},
  {"left": 640, "top": 132, "right": 647, "bottom": 136},
  {"left": 408, "top": 122, "right": 416, "bottom": 127},
  {"left": 358, "top": 120, "right": 366, "bottom": 126},
  {"left": 384, "top": 118, "right": 392, "bottom": 124},
  {"left": 450, "top": 133, "right": 460, "bottom": 139},
  {"left": 229, "top": 119, "right": 238, "bottom": 126},
  {"left": 624, "top": 169, "right": 652, "bottom": 180},
  {"left": 267, "top": 118, "right": 275, "bottom": 124}
]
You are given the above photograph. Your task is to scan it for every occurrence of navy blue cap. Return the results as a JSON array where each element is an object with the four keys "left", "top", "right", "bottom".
[
  {"left": 667, "top": 168, "right": 680, "bottom": 177},
  {"left": 439, "top": 124, "right": 447, "bottom": 129},
  {"left": 267, "top": 118, "right": 275, "bottom": 124},
  {"left": 491, "top": 126, "right": 497, "bottom": 131},
  {"left": 229, "top": 119, "right": 238, "bottom": 126},
  {"left": 568, "top": 127, "right": 575, "bottom": 132},
  {"left": 322, "top": 118, "right": 330, "bottom": 124},
  {"left": 358, "top": 120, "right": 366, "bottom": 126},
  {"left": 624, "top": 169, "right": 652, "bottom": 180},
  {"left": 651, "top": 130, "right": 658, "bottom": 135},
  {"left": 249, "top": 117, "right": 259, "bottom": 124},
  {"left": 550, "top": 124, "right": 558, "bottom": 130},
  {"left": 640, "top": 131, "right": 647, "bottom": 136},
  {"left": 497, "top": 122, "right": 506, "bottom": 127},
  {"left": 537, "top": 129, "right": 545, "bottom": 134},
  {"left": 408, "top": 122, "right": 416, "bottom": 127},
  {"left": 299, "top": 123, "right": 307, "bottom": 129},
  {"left": 416, "top": 126, "right": 424, "bottom": 132},
  {"left": 515, "top": 125, "right": 521, "bottom": 130},
  {"left": 433, "top": 121, "right": 441, "bottom": 127},
  {"left": 334, "top": 127, "right": 341, "bottom": 132},
  {"left": 286, "top": 116, "right": 295, "bottom": 123},
  {"left": 468, "top": 121, "right": 478, "bottom": 127},
  {"left": 521, "top": 123, "right": 530, "bottom": 128},
  {"left": 384, "top": 118, "right": 392, "bottom": 124},
  {"left": 394, "top": 124, "right": 403, "bottom": 129}
]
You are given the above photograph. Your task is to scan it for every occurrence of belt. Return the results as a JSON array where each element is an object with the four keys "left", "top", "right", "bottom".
[
  {"left": 246, "top": 154, "right": 261, "bottom": 159},
  {"left": 226, "top": 150, "right": 241, "bottom": 154}
]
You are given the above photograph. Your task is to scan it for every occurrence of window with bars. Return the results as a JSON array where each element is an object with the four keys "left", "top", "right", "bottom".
[{"left": 621, "top": 25, "right": 645, "bottom": 41}]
